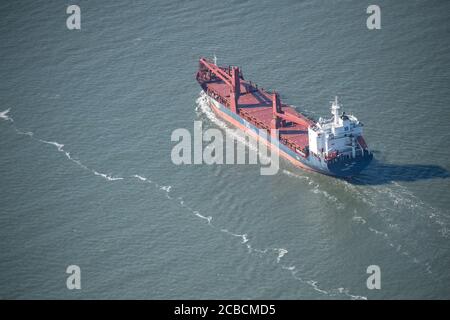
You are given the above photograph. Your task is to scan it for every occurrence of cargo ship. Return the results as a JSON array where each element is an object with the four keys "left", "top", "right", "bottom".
[{"left": 196, "top": 57, "right": 373, "bottom": 177}]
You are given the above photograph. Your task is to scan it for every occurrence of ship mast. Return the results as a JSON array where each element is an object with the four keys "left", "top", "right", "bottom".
[{"left": 331, "top": 96, "right": 341, "bottom": 125}]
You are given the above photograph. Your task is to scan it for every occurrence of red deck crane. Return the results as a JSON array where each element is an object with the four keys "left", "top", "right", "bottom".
[
  {"left": 199, "top": 58, "right": 240, "bottom": 113},
  {"left": 198, "top": 57, "right": 312, "bottom": 129}
]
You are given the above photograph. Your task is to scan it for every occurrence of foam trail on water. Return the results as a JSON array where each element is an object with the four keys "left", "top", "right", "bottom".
[
  {"left": 307, "top": 280, "right": 331, "bottom": 295},
  {"left": 347, "top": 178, "right": 449, "bottom": 239},
  {"left": 282, "top": 169, "right": 344, "bottom": 209},
  {"left": 41, "top": 140, "right": 64, "bottom": 151},
  {"left": 221, "top": 229, "right": 249, "bottom": 244},
  {"left": 194, "top": 211, "right": 213, "bottom": 224},
  {"left": 282, "top": 264, "right": 366, "bottom": 299},
  {"left": 275, "top": 248, "right": 288, "bottom": 263},
  {"left": 344, "top": 185, "right": 436, "bottom": 273},
  {"left": 133, "top": 174, "right": 148, "bottom": 181},
  {"left": 285, "top": 164, "right": 441, "bottom": 274},
  {"left": 2, "top": 107, "right": 367, "bottom": 300},
  {"left": 362, "top": 219, "right": 432, "bottom": 274},
  {"left": 281, "top": 169, "right": 310, "bottom": 181},
  {"left": 159, "top": 185, "right": 172, "bottom": 199},
  {"left": 355, "top": 182, "right": 445, "bottom": 273},
  {"left": 282, "top": 167, "right": 434, "bottom": 274},
  {"left": 160, "top": 185, "right": 172, "bottom": 192},
  {"left": 1, "top": 109, "right": 124, "bottom": 182},
  {"left": 0, "top": 109, "right": 12, "bottom": 122},
  {"left": 352, "top": 216, "right": 367, "bottom": 225},
  {"left": 282, "top": 265, "right": 296, "bottom": 271},
  {"left": 93, "top": 171, "right": 124, "bottom": 181},
  {"left": 383, "top": 182, "right": 449, "bottom": 238}
]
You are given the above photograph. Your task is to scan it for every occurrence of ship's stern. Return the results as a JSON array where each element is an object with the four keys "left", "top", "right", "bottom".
[{"left": 325, "top": 150, "right": 373, "bottom": 177}]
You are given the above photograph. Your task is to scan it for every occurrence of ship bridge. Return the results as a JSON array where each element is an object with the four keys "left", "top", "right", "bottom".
[{"left": 308, "top": 97, "right": 367, "bottom": 160}]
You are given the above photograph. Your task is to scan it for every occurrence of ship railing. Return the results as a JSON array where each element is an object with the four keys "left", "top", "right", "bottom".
[
  {"left": 240, "top": 109, "right": 271, "bottom": 132},
  {"left": 206, "top": 88, "right": 230, "bottom": 108},
  {"left": 278, "top": 137, "right": 308, "bottom": 158},
  {"left": 239, "top": 110, "right": 309, "bottom": 159}
]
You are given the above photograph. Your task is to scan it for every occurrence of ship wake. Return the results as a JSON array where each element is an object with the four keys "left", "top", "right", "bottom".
[{"left": 281, "top": 168, "right": 444, "bottom": 275}]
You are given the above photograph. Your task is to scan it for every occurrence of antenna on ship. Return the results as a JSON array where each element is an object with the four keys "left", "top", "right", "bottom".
[
  {"left": 213, "top": 53, "right": 217, "bottom": 66},
  {"left": 331, "top": 96, "right": 341, "bottom": 125}
]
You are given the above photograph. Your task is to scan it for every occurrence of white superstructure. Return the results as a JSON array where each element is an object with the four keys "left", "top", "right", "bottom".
[{"left": 308, "top": 97, "right": 365, "bottom": 159}]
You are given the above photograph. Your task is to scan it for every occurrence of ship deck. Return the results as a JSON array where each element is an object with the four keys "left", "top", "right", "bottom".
[{"left": 204, "top": 77, "right": 312, "bottom": 151}]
